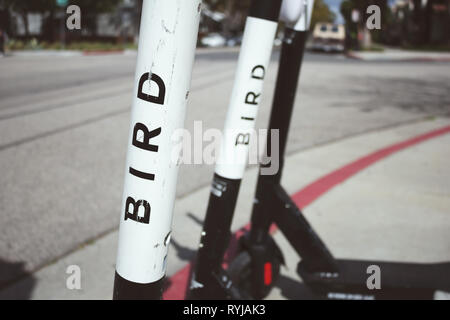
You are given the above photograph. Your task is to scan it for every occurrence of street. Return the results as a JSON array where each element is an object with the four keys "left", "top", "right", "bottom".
[{"left": 0, "top": 48, "right": 449, "bottom": 298}]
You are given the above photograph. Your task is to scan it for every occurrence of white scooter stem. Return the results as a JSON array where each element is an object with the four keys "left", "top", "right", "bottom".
[{"left": 113, "top": 0, "right": 201, "bottom": 300}]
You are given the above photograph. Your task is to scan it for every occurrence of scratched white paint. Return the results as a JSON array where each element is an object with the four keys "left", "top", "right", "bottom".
[
  {"left": 116, "top": 0, "right": 201, "bottom": 284},
  {"left": 215, "top": 17, "right": 278, "bottom": 180}
]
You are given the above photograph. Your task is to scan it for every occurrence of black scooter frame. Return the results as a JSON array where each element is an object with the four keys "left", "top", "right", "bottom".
[
  {"left": 237, "top": 28, "right": 450, "bottom": 300},
  {"left": 187, "top": 0, "right": 284, "bottom": 300},
  {"left": 189, "top": 24, "right": 450, "bottom": 300}
]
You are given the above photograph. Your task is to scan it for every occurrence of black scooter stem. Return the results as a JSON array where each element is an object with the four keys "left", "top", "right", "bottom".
[
  {"left": 248, "top": 28, "right": 339, "bottom": 289},
  {"left": 188, "top": 0, "right": 283, "bottom": 299},
  {"left": 113, "top": 0, "right": 200, "bottom": 299},
  {"left": 251, "top": 28, "right": 309, "bottom": 234}
]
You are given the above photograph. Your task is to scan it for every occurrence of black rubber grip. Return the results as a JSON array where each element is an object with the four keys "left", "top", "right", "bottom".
[
  {"left": 248, "top": 0, "right": 283, "bottom": 22},
  {"left": 113, "top": 271, "right": 164, "bottom": 300}
]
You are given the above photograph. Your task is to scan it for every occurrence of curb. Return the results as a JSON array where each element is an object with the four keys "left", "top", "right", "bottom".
[
  {"left": 346, "top": 51, "right": 450, "bottom": 62},
  {"left": 9, "top": 50, "right": 82, "bottom": 57},
  {"left": 9, "top": 49, "right": 138, "bottom": 57},
  {"left": 82, "top": 49, "right": 125, "bottom": 56}
]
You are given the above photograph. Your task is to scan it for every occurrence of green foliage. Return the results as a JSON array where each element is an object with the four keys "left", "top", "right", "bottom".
[
  {"left": 0, "top": 0, "right": 57, "bottom": 12},
  {"left": 2, "top": 0, "right": 122, "bottom": 37},
  {"left": 340, "top": 0, "right": 389, "bottom": 25},
  {"left": 340, "top": 0, "right": 353, "bottom": 25},
  {"left": 70, "top": 0, "right": 121, "bottom": 14},
  {"left": 361, "top": 44, "right": 384, "bottom": 51},
  {"left": 340, "top": 0, "right": 390, "bottom": 46},
  {"left": 311, "top": 0, "right": 336, "bottom": 28},
  {"left": 203, "top": 0, "right": 335, "bottom": 33},
  {"left": 0, "top": 0, "right": 120, "bottom": 13},
  {"left": 205, "top": 0, "right": 336, "bottom": 26}
]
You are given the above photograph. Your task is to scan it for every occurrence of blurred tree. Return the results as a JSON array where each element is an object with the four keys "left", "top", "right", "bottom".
[
  {"left": 339, "top": 0, "right": 352, "bottom": 24},
  {"left": 202, "top": 0, "right": 251, "bottom": 36},
  {"left": 340, "top": 0, "right": 388, "bottom": 25},
  {"left": 204, "top": 0, "right": 228, "bottom": 11},
  {"left": 71, "top": 0, "right": 121, "bottom": 14},
  {"left": 311, "top": 0, "right": 336, "bottom": 29},
  {"left": 0, "top": 1, "right": 13, "bottom": 34},
  {"left": 340, "top": 0, "right": 389, "bottom": 48},
  {"left": 205, "top": 0, "right": 335, "bottom": 34},
  {"left": 411, "top": 0, "right": 426, "bottom": 44}
]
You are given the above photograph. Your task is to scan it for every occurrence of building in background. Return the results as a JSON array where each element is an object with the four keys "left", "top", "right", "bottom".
[{"left": 0, "top": 0, "right": 139, "bottom": 43}]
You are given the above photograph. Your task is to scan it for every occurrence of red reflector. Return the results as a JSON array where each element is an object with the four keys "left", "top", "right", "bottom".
[{"left": 264, "top": 262, "right": 272, "bottom": 285}]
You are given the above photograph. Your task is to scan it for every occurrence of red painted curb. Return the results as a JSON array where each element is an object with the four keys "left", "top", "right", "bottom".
[
  {"left": 345, "top": 52, "right": 362, "bottom": 60},
  {"left": 402, "top": 57, "right": 450, "bottom": 63},
  {"left": 293, "top": 125, "right": 450, "bottom": 208},
  {"left": 163, "top": 124, "right": 450, "bottom": 300}
]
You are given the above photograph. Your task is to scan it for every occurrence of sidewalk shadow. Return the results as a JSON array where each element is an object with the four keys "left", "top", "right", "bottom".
[
  {"left": 166, "top": 212, "right": 202, "bottom": 262},
  {"left": 186, "top": 212, "right": 203, "bottom": 227},
  {"left": 0, "top": 259, "right": 36, "bottom": 300},
  {"left": 275, "top": 274, "right": 325, "bottom": 300},
  {"left": 170, "top": 238, "right": 196, "bottom": 262}
]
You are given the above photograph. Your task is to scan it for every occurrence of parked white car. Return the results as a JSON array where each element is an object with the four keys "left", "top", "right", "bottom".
[
  {"left": 311, "top": 23, "right": 345, "bottom": 52},
  {"left": 200, "top": 33, "right": 227, "bottom": 47}
]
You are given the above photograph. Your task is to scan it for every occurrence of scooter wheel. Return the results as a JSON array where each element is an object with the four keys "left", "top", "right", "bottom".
[{"left": 228, "top": 251, "right": 281, "bottom": 299}]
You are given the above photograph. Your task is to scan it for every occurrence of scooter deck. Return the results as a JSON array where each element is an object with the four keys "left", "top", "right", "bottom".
[{"left": 297, "top": 259, "right": 450, "bottom": 299}]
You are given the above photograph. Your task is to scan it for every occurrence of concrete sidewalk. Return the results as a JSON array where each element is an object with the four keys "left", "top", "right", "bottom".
[
  {"left": 0, "top": 117, "right": 449, "bottom": 300},
  {"left": 347, "top": 48, "right": 450, "bottom": 62}
]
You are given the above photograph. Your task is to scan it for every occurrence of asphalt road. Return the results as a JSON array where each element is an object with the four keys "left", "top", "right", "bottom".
[{"left": 0, "top": 49, "right": 449, "bottom": 289}]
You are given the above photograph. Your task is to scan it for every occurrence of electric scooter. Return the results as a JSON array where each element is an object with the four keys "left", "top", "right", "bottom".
[
  {"left": 189, "top": 0, "right": 450, "bottom": 300},
  {"left": 187, "top": 0, "right": 284, "bottom": 300}
]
